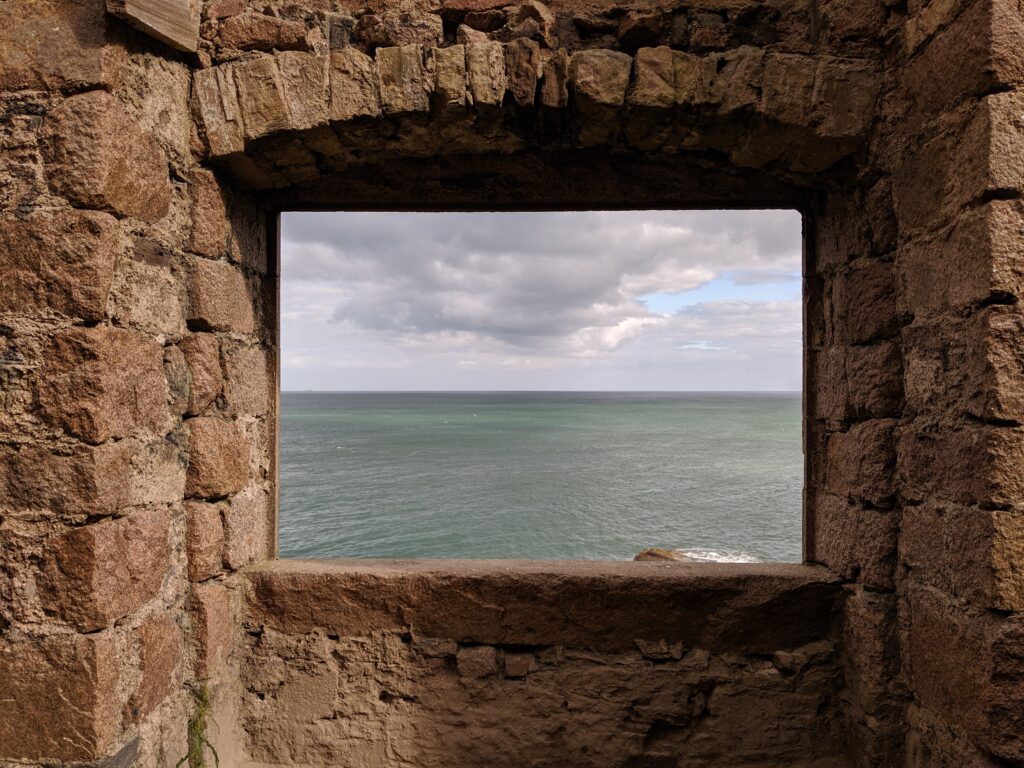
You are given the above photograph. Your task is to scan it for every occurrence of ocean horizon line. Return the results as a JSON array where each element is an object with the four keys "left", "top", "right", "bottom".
[{"left": 281, "top": 389, "right": 803, "bottom": 395}]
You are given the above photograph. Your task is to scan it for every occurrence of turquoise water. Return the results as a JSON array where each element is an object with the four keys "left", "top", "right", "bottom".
[{"left": 279, "top": 392, "right": 803, "bottom": 562}]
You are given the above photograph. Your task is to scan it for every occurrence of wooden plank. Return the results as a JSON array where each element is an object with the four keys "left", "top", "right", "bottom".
[{"left": 107, "top": 0, "right": 199, "bottom": 53}]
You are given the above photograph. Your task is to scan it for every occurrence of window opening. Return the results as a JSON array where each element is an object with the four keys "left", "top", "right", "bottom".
[{"left": 279, "top": 211, "right": 804, "bottom": 562}]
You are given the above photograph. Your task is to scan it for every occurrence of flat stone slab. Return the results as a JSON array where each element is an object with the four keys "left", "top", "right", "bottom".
[{"left": 246, "top": 559, "right": 842, "bottom": 653}]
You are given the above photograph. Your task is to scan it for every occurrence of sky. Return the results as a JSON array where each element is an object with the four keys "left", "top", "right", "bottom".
[{"left": 280, "top": 210, "right": 803, "bottom": 392}]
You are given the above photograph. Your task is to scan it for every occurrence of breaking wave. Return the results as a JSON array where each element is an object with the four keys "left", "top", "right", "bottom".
[{"left": 672, "top": 548, "right": 760, "bottom": 563}]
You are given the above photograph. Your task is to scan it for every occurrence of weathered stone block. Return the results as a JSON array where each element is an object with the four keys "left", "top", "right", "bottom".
[
  {"left": 228, "top": 194, "right": 269, "bottom": 274},
  {"left": 541, "top": 48, "right": 569, "bottom": 108},
  {"left": 466, "top": 41, "right": 507, "bottom": 108},
  {"left": 504, "top": 38, "right": 542, "bottom": 108},
  {"left": 628, "top": 46, "right": 675, "bottom": 109},
  {"left": 569, "top": 49, "right": 631, "bottom": 145},
  {"left": 37, "top": 327, "right": 171, "bottom": 445},
  {"left": 0, "top": 209, "right": 119, "bottom": 321},
  {"left": 185, "top": 256, "right": 256, "bottom": 334},
  {"left": 223, "top": 485, "right": 270, "bottom": 569},
  {"left": 988, "top": 621, "right": 1024, "bottom": 762},
  {"left": 812, "top": 58, "right": 879, "bottom": 139},
  {"left": 985, "top": 88, "right": 1024, "bottom": 195},
  {"left": 243, "top": 562, "right": 848, "bottom": 764},
  {"left": 673, "top": 50, "right": 715, "bottom": 106},
  {"left": 186, "top": 500, "right": 225, "bottom": 581},
  {"left": 187, "top": 416, "right": 250, "bottom": 499},
  {"left": 0, "top": 0, "right": 111, "bottom": 91},
  {"left": 901, "top": 502, "right": 1024, "bottom": 612},
  {"left": 625, "top": 46, "right": 678, "bottom": 148},
  {"left": 501, "top": 0, "right": 555, "bottom": 47},
  {"left": 817, "top": 342, "right": 903, "bottom": 421},
  {"left": 223, "top": 342, "right": 271, "bottom": 416},
  {"left": 708, "top": 47, "right": 764, "bottom": 113},
  {"left": 902, "top": 318, "right": 972, "bottom": 419},
  {"left": 813, "top": 186, "right": 872, "bottom": 274},
  {"left": 189, "top": 169, "right": 230, "bottom": 258},
  {"left": 164, "top": 344, "right": 190, "bottom": 415},
  {"left": 0, "top": 438, "right": 184, "bottom": 520},
  {"left": 457, "top": 23, "right": 489, "bottom": 45},
  {"left": 0, "top": 631, "right": 121, "bottom": 761},
  {"left": 898, "top": 423, "right": 1024, "bottom": 507},
  {"left": 896, "top": 90, "right": 1024, "bottom": 237},
  {"left": 760, "top": 54, "right": 815, "bottom": 125},
  {"left": 277, "top": 51, "right": 329, "bottom": 133},
  {"left": 840, "top": 588, "right": 905, "bottom": 767},
  {"left": 193, "top": 579, "right": 236, "bottom": 680},
  {"left": 570, "top": 49, "right": 632, "bottom": 108},
  {"left": 812, "top": 492, "right": 896, "bottom": 589},
  {"left": 902, "top": 307, "right": 1024, "bottom": 422},
  {"left": 864, "top": 177, "right": 897, "bottom": 254},
  {"left": 377, "top": 45, "right": 431, "bottom": 115},
  {"left": 38, "top": 507, "right": 171, "bottom": 631},
  {"left": 904, "top": 704, "right": 995, "bottom": 768},
  {"left": 978, "top": 307, "right": 1024, "bottom": 422},
  {"left": 40, "top": 91, "right": 171, "bottom": 223},
  {"left": 131, "top": 611, "right": 184, "bottom": 718},
  {"left": 840, "top": 587, "right": 898, "bottom": 718},
  {"left": 180, "top": 332, "right": 223, "bottom": 416},
  {"left": 902, "top": 0, "right": 1024, "bottom": 126},
  {"left": 833, "top": 259, "right": 897, "bottom": 345},
  {"left": 233, "top": 56, "right": 291, "bottom": 141},
  {"left": 353, "top": 11, "right": 443, "bottom": 48},
  {"left": 457, "top": 645, "right": 498, "bottom": 677},
  {"left": 893, "top": 106, "right": 983, "bottom": 237},
  {"left": 219, "top": 12, "right": 310, "bottom": 52},
  {"left": 193, "top": 65, "right": 246, "bottom": 157},
  {"left": 992, "top": 0, "right": 1024, "bottom": 86},
  {"left": 848, "top": 342, "right": 903, "bottom": 419},
  {"left": 825, "top": 420, "right": 897, "bottom": 507},
  {"left": 244, "top": 632, "right": 337, "bottom": 728},
  {"left": 902, "top": 583, "right": 1024, "bottom": 761},
  {"left": 108, "top": 249, "right": 187, "bottom": 337},
  {"left": 414, "top": 636, "right": 458, "bottom": 657},
  {"left": 434, "top": 44, "right": 467, "bottom": 110},
  {"left": 329, "top": 47, "right": 381, "bottom": 121},
  {"left": 504, "top": 653, "right": 534, "bottom": 678}
]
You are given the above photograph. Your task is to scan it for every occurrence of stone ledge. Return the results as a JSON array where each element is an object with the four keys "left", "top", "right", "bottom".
[{"left": 246, "top": 559, "right": 842, "bottom": 653}]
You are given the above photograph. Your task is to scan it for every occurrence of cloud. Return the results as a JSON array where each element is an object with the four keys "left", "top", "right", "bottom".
[
  {"left": 730, "top": 270, "right": 802, "bottom": 285},
  {"left": 280, "top": 211, "right": 803, "bottom": 390}
]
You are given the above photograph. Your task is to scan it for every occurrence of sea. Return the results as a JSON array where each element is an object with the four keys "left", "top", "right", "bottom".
[{"left": 278, "top": 391, "right": 804, "bottom": 563}]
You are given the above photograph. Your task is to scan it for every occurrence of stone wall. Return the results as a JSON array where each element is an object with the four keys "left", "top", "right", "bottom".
[
  {"left": 804, "top": 0, "right": 1024, "bottom": 764},
  {"left": 242, "top": 561, "right": 847, "bottom": 768},
  {"left": 0, "top": 0, "right": 1022, "bottom": 766},
  {"left": 0, "top": 3, "right": 275, "bottom": 765}
]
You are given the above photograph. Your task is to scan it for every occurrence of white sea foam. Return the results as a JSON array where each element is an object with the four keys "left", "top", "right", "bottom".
[{"left": 673, "top": 548, "right": 760, "bottom": 563}]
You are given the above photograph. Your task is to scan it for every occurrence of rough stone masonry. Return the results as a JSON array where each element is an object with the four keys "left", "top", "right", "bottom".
[{"left": 1, "top": 0, "right": 1023, "bottom": 766}]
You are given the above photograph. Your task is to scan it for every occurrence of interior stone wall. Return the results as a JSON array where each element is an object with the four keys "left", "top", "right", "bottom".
[
  {"left": 242, "top": 561, "right": 847, "bottom": 768},
  {"left": 1, "top": 0, "right": 1022, "bottom": 766},
  {"left": 0, "top": 3, "right": 275, "bottom": 765},
  {"left": 806, "top": 0, "right": 1024, "bottom": 764}
]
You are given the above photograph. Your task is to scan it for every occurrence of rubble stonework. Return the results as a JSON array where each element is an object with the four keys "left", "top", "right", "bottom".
[{"left": 1, "top": 0, "right": 1023, "bottom": 766}]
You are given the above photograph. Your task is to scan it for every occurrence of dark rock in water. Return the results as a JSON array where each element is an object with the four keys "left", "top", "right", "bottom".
[{"left": 633, "top": 547, "right": 692, "bottom": 562}]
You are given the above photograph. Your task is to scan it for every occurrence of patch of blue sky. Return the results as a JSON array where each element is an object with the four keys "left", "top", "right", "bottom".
[{"left": 641, "top": 271, "right": 801, "bottom": 315}]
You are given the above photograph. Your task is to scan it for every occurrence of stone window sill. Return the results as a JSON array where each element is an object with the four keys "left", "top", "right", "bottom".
[{"left": 246, "top": 559, "right": 841, "bottom": 652}]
